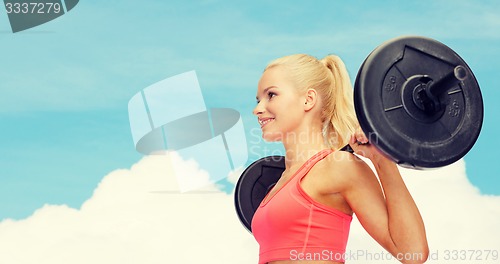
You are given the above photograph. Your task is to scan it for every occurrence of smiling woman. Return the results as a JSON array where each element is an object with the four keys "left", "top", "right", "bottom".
[{"left": 250, "top": 54, "right": 429, "bottom": 264}]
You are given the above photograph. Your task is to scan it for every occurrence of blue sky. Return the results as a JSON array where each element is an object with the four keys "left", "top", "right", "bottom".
[{"left": 0, "top": 0, "right": 499, "bottom": 220}]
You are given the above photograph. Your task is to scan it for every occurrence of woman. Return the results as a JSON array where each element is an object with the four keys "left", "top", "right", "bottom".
[{"left": 251, "top": 54, "right": 429, "bottom": 264}]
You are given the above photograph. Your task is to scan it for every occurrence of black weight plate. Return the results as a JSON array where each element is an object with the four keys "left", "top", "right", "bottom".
[
  {"left": 354, "top": 36, "right": 483, "bottom": 169},
  {"left": 234, "top": 156, "right": 285, "bottom": 232}
]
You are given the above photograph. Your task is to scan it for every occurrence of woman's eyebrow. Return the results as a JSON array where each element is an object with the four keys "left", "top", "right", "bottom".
[{"left": 256, "top": 86, "right": 278, "bottom": 101}]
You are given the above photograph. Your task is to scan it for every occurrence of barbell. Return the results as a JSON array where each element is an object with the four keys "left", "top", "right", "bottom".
[{"left": 234, "top": 36, "right": 484, "bottom": 232}]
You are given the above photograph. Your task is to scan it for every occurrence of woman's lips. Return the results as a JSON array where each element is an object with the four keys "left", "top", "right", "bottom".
[{"left": 258, "top": 118, "right": 275, "bottom": 128}]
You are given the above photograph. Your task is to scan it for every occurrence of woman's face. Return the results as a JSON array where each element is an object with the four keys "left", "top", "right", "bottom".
[{"left": 253, "top": 66, "right": 305, "bottom": 142}]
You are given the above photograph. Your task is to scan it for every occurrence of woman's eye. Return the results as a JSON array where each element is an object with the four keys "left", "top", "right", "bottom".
[{"left": 255, "top": 92, "right": 276, "bottom": 104}]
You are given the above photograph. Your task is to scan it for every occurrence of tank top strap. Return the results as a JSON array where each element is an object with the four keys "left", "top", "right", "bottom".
[
  {"left": 259, "top": 149, "right": 335, "bottom": 207},
  {"left": 293, "top": 149, "right": 335, "bottom": 180}
]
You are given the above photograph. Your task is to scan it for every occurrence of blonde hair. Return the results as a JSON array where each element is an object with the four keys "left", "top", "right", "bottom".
[{"left": 265, "top": 54, "right": 359, "bottom": 149}]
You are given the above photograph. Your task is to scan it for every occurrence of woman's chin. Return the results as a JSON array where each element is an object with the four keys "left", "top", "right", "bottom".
[{"left": 262, "top": 131, "right": 282, "bottom": 142}]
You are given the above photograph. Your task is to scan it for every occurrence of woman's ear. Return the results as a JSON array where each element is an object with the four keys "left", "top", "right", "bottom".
[{"left": 303, "top": 88, "right": 318, "bottom": 111}]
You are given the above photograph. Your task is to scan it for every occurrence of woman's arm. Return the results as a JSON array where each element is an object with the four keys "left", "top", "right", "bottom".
[{"left": 336, "top": 132, "right": 429, "bottom": 264}]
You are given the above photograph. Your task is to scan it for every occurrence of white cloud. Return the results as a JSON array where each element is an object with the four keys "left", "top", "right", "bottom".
[
  {"left": 0, "top": 154, "right": 498, "bottom": 264},
  {"left": 0, "top": 153, "right": 257, "bottom": 264}
]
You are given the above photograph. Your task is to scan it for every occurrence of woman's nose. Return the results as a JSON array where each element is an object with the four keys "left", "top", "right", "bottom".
[{"left": 253, "top": 102, "right": 264, "bottom": 116}]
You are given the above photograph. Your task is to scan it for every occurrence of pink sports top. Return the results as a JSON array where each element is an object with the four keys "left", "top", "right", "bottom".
[{"left": 251, "top": 149, "right": 352, "bottom": 264}]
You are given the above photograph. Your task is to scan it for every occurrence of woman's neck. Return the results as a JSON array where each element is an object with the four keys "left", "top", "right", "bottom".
[{"left": 282, "top": 126, "right": 329, "bottom": 169}]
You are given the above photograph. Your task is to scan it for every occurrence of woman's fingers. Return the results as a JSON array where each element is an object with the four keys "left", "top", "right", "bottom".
[
  {"left": 350, "top": 134, "right": 356, "bottom": 145},
  {"left": 355, "top": 128, "right": 369, "bottom": 144},
  {"left": 349, "top": 129, "right": 378, "bottom": 161},
  {"left": 349, "top": 130, "right": 394, "bottom": 165}
]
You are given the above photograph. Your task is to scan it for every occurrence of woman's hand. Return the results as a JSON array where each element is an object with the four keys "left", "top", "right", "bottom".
[{"left": 348, "top": 128, "right": 392, "bottom": 166}]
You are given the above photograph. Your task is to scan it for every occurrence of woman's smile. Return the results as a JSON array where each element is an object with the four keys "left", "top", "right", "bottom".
[{"left": 259, "top": 117, "right": 275, "bottom": 128}]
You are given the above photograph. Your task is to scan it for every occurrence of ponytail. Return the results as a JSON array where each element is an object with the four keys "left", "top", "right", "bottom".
[{"left": 320, "top": 55, "right": 359, "bottom": 149}]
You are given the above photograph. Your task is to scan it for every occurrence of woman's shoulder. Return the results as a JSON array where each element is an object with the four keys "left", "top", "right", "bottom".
[{"left": 318, "top": 149, "right": 375, "bottom": 189}]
